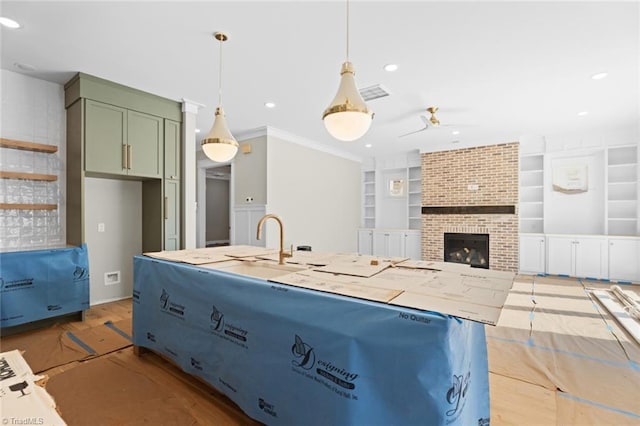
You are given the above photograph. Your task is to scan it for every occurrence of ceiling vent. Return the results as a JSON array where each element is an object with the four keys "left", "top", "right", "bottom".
[{"left": 359, "top": 84, "right": 391, "bottom": 102}]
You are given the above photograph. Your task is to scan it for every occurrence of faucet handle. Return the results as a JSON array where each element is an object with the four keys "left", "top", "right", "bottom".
[{"left": 284, "top": 244, "right": 294, "bottom": 258}]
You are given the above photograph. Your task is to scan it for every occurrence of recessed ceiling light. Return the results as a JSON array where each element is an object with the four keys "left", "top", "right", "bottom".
[
  {"left": 0, "top": 17, "right": 21, "bottom": 29},
  {"left": 264, "top": 102, "right": 276, "bottom": 108},
  {"left": 383, "top": 64, "right": 398, "bottom": 72},
  {"left": 577, "top": 111, "right": 589, "bottom": 116},
  {"left": 591, "top": 72, "right": 608, "bottom": 80},
  {"left": 195, "top": 128, "right": 201, "bottom": 133},
  {"left": 13, "top": 62, "right": 36, "bottom": 72},
  {"left": 452, "top": 130, "right": 460, "bottom": 135},
  {"left": 365, "top": 144, "right": 372, "bottom": 148}
]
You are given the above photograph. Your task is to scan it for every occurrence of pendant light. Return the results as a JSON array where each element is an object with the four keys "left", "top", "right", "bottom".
[
  {"left": 202, "top": 32, "right": 239, "bottom": 163},
  {"left": 322, "top": 0, "right": 373, "bottom": 142}
]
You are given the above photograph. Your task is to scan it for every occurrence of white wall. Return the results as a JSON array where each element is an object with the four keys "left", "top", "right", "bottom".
[
  {"left": 266, "top": 135, "right": 361, "bottom": 253},
  {"left": 84, "top": 177, "right": 142, "bottom": 304},
  {"left": 0, "top": 70, "right": 66, "bottom": 251},
  {"left": 544, "top": 150, "right": 606, "bottom": 235},
  {"left": 233, "top": 135, "right": 267, "bottom": 205}
]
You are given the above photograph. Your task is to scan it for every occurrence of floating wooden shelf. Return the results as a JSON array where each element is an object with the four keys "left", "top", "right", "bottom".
[
  {"left": 0, "top": 171, "right": 58, "bottom": 181},
  {"left": 0, "top": 203, "right": 57, "bottom": 210},
  {"left": 0, "top": 138, "right": 58, "bottom": 153}
]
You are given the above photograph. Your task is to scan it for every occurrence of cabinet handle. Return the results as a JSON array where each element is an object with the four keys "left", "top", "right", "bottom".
[
  {"left": 127, "top": 144, "right": 132, "bottom": 170},
  {"left": 122, "top": 145, "right": 127, "bottom": 170},
  {"left": 164, "top": 197, "right": 168, "bottom": 219}
]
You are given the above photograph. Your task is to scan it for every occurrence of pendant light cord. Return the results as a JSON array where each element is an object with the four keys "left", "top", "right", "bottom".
[
  {"left": 218, "top": 38, "right": 223, "bottom": 106},
  {"left": 346, "top": 0, "right": 350, "bottom": 61}
]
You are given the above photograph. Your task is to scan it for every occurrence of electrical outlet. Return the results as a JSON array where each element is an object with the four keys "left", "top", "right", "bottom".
[
  {"left": 245, "top": 196, "right": 254, "bottom": 203},
  {"left": 104, "top": 271, "right": 120, "bottom": 286},
  {"left": 98, "top": 223, "right": 105, "bottom": 232},
  {"left": 468, "top": 184, "right": 479, "bottom": 191}
]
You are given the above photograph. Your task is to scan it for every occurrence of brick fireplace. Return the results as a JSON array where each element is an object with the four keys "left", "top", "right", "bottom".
[{"left": 421, "top": 143, "right": 519, "bottom": 272}]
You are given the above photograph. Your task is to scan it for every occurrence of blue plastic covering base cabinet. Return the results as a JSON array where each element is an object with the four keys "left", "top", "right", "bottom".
[
  {"left": 0, "top": 244, "right": 90, "bottom": 328},
  {"left": 133, "top": 256, "right": 490, "bottom": 426}
]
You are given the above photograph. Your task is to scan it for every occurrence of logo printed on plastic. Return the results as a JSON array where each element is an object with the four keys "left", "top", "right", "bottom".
[
  {"left": 159, "top": 289, "right": 186, "bottom": 318},
  {"left": 258, "top": 398, "right": 278, "bottom": 417},
  {"left": 210, "top": 305, "right": 225, "bottom": 332},
  {"left": 73, "top": 266, "right": 88, "bottom": 280},
  {"left": 291, "top": 334, "right": 315, "bottom": 370},
  {"left": 446, "top": 371, "right": 471, "bottom": 421},
  {"left": 209, "top": 304, "right": 248, "bottom": 349},
  {"left": 290, "top": 334, "right": 359, "bottom": 400},
  {"left": 0, "top": 278, "right": 34, "bottom": 292}
]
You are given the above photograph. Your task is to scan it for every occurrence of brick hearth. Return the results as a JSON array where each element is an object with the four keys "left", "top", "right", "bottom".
[{"left": 421, "top": 143, "right": 519, "bottom": 272}]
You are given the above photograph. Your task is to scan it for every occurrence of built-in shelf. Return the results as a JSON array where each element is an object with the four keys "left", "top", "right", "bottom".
[
  {"left": 521, "top": 146, "right": 638, "bottom": 236},
  {"left": 0, "top": 171, "right": 58, "bottom": 181},
  {"left": 1, "top": 137, "right": 60, "bottom": 215},
  {"left": 520, "top": 153, "right": 545, "bottom": 233},
  {"left": 0, "top": 203, "right": 57, "bottom": 210},
  {"left": 607, "top": 145, "right": 638, "bottom": 236},
  {"left": 0, "top": 138, "right": 58, "bottom": 153}
]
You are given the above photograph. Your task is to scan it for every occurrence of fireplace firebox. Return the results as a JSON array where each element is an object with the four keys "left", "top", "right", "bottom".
[{"left": 444, "top": 233, "right": 489, "bottom": 269}]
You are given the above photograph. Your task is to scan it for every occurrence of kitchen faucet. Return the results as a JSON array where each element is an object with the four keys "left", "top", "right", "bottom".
[{"left": 256, "top": 214, "right": 293, "bottom": 265}]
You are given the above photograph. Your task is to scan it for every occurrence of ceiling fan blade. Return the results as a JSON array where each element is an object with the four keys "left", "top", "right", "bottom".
[
  {"left": 419, "top": 115, "right": 430, "bottom": 126},
  {"left": 398, "top": 127, "right": 428, "bottom": 138}
]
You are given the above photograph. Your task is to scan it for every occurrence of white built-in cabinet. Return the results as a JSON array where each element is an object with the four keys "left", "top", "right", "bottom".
[
  {"left": 358, "top": 229, "right": 374, "bottom": 255},
  {"left": 519, "top": 234, "right": 546, "bottom": 274},
  {"left": 519, "top": 144, "right": 639, "bottom": 282},
  {"left": 520, "top": 234, "right": 640, "bottom": 282},
  {"left": 546, "top": 235, "right": 608, "bottom": 280},
  {"left": 608, "top": 237, "right": 640, "bottom": 282},
  {"left": 358, "top": 229, "right": 422, "bottom": 260},
  {"left": 359, "top": 152, "right": 422, "bottom": 260}
]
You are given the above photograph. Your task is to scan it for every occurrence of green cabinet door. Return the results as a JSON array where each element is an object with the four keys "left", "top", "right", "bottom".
[
  {"left": 85, "top": 100, "right": 127, "bottom": 175},
  {"left": 164, "top": 179, "right": 181, "bottom": 250},
  {"left": 127, "top": 110, "right": 163, "bottom": 178},
  {"left": 164, "top": 120, "right": 181, "bottom": 180}
]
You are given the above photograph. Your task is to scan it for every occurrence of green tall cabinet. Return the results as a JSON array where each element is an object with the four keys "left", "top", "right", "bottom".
[{"left": 65, "top": 73, "right": 182, "bottom": 251}]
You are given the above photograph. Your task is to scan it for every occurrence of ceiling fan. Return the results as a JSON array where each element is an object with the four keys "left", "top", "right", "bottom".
[{"left": 398, "top": 107, "right": 444, "bottom": 138}]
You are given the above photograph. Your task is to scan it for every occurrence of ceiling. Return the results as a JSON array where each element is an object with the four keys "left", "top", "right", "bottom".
[{"left": 1, "top": 1, "right": 638, "bottom": 161}]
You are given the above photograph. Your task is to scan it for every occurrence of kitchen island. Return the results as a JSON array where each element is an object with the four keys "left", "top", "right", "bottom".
[{"left": 133, "top": 246, "right": 512, "bottom": 425}]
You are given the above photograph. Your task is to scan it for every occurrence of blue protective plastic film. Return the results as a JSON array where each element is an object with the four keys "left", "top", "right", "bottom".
[
  {"left": 133, "top": 256, "right": 490, "bottom": 425},
  {"left": 0, "top": 244, "right": 90, "bottom": 327}
]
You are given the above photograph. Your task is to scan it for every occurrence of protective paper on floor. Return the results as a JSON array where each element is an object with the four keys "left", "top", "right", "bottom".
[
  {"left": 46, "top": 349, "right": 261, "bottom": 426},
  {"left": 0, "top": 244, "right": 89, "bottom": 327},
  {"left": 486, "top": 276, "right": 640, "bottom": 423},
  {"left": 0, "top": 321, "right": 132, "bottom": 374},
  {"left": 0, "top": 350, "right": 66, "bottom": 426},
  {"left": 133, "top": 256, "right": 491, "bottom": 426}
]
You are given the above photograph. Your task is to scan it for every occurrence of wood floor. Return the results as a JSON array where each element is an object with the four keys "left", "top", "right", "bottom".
[{"left": 4, "top": 279, "right": 637, "bottom": 425}]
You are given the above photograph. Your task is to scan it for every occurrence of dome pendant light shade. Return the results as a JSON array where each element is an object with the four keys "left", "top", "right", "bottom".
[
  {"left": 201, "top": 106, "right": 238, "bottom": 163},
  {"left": 322, "top": 61, "right": 373, "bottom": 141},
  {"left": 202, "top": 31, "right": 239, "bottom": 163}
]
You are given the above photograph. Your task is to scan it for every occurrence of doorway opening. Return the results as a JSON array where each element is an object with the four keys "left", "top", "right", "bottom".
[{"left": 205, "top": 165, "right": 231, "bottom": 247}]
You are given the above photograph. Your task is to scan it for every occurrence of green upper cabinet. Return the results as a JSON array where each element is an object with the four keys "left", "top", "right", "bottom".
[
  {"left": 84, "top": 99, "right": 163, "bottom": 179},
  {"left": 164, "top": 119, "right": 181, "bottom": 180},
  {"left": 85, "top": 100, "right": 127, "bottom": 175},
  {"left": 127, "top": 110, "right": 163, "bottom": 178}
]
